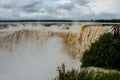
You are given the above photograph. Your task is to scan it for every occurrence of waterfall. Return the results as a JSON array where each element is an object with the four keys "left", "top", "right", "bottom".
[{"left": 0, "top": 23, "right": 111, "bottom": 80}]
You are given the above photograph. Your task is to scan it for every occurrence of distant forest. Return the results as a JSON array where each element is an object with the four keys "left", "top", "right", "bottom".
[{"left": 0, "top": 19, "right": 120, "bottom": 22}]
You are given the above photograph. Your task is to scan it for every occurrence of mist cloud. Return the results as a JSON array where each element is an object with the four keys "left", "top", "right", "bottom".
[{"left": 0, "top": 37, "right": 80, "bottom": 80}]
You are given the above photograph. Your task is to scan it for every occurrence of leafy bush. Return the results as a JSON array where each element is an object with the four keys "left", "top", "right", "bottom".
[
  {"left": 55, "top": 64, "right": 79, "bottom": 80},
  {"left": 55, "top": 64, "right": 120, "bottom": 80},
  {"left": 81, "top": 33, "right": 120, "bottom": 70}
]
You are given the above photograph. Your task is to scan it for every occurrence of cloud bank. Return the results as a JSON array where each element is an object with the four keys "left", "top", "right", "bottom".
[{"left": 0, "top": 0, "right": 120, "bottom": 20}]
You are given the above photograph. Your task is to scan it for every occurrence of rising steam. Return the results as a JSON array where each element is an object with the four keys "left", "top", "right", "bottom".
[{"left": 0, "top": 37, "right": 80, "bottom": 80}]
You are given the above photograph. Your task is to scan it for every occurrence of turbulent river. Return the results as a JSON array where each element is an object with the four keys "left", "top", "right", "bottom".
[{"left": 0, "top": 23, "right": 111, "bottom": 80}]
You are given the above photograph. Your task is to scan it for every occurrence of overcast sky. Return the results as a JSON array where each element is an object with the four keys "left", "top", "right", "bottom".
[{"left": 0, "top": 0, "right": 120, "bottom": 20}]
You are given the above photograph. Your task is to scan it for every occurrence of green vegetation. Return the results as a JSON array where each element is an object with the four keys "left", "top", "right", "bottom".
[
  {"left": 81, "top": 33, "right": 120, "bottom": 70},
  {"left": 112, "top": 24, "right": 120, "bottom": 39},
  {"left": 55, "top": 64, "right": 120, "bottom": 80},
  {"left": 55, "top": 32, "right": 120, "bottom": 80}
]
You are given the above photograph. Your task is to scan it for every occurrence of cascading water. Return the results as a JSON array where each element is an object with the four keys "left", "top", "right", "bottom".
[{"left": 0, "top": 23, "right": 111, "bottom": 80}]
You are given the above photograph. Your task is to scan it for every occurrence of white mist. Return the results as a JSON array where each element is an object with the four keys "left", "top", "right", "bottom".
[{"left": 0, "top": 37, "right": 80, "bottom": 80}]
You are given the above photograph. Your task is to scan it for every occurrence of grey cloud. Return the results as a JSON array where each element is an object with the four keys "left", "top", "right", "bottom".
[
  {"left": 57, "top": 3, "right": 74, "bottom": 10},
  {"left": 23, "top": 2, "right": 40, "bottom": 12},
  {"left": 0, "top": 0, "right": 119, "bottom": 20},
  {"left": 71, "top": 0, "right": 89, "bottom": 5}
]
